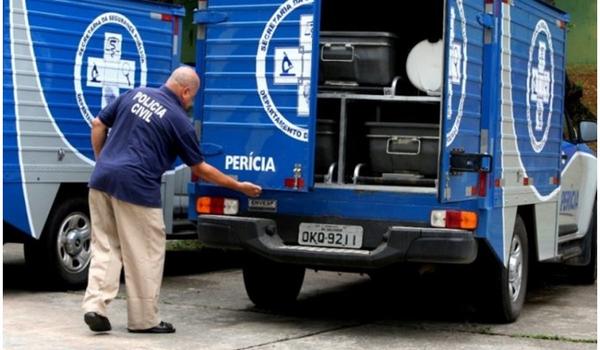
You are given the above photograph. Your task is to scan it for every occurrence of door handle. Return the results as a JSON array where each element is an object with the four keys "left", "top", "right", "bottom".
[
  {"left": 477, "top": 13, "right": 495, "bottom": 29},
  {"left": 193, "top": 10, "right": 228, "bottom": 25},
  {"left": 200, "top": 143, "right": 224, "bottom": 156},
  {"left": 450, "top": 150, "right": 493, "bottom": 173}
]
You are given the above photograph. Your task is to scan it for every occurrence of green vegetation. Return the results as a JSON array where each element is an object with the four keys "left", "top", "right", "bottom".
[
  {"left": 166, "top": 239, "right": 204, "bottom": 251},
  {"left": 556, "top": 0, "right": 597, "bottom": 66}
]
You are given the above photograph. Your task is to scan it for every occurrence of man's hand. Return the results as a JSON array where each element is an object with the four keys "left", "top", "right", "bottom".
[
  {"left": 192, "top": 162, "right": 262, "bottom": 197},
  {"left": 238, "top": 182, "right": 262, "bottom": 198}
]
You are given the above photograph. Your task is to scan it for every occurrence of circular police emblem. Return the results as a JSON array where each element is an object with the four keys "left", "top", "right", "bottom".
[
  {"left": 256, "top": 0, "right": 314, "bottom": 142},
  {"left": 526, "top": 20, "right": 554, "bottom": 153},
  {"left": 74, "top": 12, "right": 147, "bottom": 126},
  {"left": 446, "top": 0, "right": 468, "bottom": 147}
]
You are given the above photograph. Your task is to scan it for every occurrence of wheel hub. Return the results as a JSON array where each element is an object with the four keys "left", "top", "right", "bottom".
[
  {"left": 64, "top": 230, "right": 84, "bottom": 256},
  {"left": 57, "top": 212, "right": 91, "bottom": 273},
  {"left": 508, "top": 235, "right": 523, "bottom": 302}
]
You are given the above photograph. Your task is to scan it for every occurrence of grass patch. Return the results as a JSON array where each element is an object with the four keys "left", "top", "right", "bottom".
[
  {"left": 509, "top": 333, "right": 597, "bottom": 344},
  {"left": 166, "top": 239, "right": 204, "bottom": 251},
  {"left": 475, "top": 327, "right": 597, "bottom": 344}
]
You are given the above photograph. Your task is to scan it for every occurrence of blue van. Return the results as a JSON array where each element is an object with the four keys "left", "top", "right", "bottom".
[
  {"left": 190, "top": 0, "right": 597, "bottom": 322},
  {"left": 3, "top": 0, "right": 190, "bottom": 286}
]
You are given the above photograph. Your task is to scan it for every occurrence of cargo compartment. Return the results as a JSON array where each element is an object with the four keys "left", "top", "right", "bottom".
[
  {"left": 315, "top": 0, "right": 444, "bottom": 188},
  {"left": 315, "top": 119, "right": 338, "bottom": 177}
]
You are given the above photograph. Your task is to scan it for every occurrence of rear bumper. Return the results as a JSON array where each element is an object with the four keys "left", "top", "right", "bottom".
[{"left": 197, "top": 215, "right": 478, "bottom": 269}]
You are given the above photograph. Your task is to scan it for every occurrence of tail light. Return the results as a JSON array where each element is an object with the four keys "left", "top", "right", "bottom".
[
  {"left": 197, "top": 197, "right": 239, "bottom": 215},
  {"left": 478, "top": 172, "right": 488, "bottom": 197},
  {"left": 284, "top": 177, "right": 305, "bottom": 189},
  {"left": 431, "top": 210, "right": 478, "bottom": 230}
]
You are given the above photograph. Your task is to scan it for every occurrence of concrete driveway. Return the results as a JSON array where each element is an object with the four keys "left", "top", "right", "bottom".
[{"left": 3, "top": 243, "right": 597, "bottom": 350}]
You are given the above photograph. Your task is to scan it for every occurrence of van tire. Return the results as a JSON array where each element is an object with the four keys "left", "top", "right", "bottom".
[
  {"left": 243, "top": 254, "right": 305, "bottom": 309},
  {"left": 569, "top": 201, "right": 597, "bottom": 285},
  {"left": 24, "top": 197, "right": 91, "bottom": 288},
  {"left": 485, "top": 215, "right": 529, "bottom": 323}
]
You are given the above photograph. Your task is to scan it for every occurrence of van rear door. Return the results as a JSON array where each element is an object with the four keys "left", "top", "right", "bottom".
[
  {"left": 439, "top": 0, "right": 487, "bottom": 203},
  {"left": 194, "top": 0, "right": 321, "bottom": 192}
]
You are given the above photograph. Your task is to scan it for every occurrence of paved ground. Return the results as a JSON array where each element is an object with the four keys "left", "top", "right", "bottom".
[{"left": 3, "top": 243, "right": 597, "bottom": 350}]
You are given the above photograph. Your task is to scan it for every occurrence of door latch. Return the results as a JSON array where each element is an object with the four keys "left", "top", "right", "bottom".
[{"left": 450, "top": 150, "right": 493, "bottom": 173}]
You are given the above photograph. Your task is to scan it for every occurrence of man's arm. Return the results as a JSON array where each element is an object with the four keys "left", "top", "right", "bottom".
[
  {"left": 91, "top": 117, "right": 109, "bottom": 159},
  {"left": 90, "top": 90, "right": 128, "bottom": 159},
  {"left": 191, "top": 162, "right": 262, "bottom": 197}
]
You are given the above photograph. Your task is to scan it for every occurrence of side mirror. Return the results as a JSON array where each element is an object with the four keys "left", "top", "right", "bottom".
[{"left": 579, "top": 121, "right": 597, "bottom": 143}]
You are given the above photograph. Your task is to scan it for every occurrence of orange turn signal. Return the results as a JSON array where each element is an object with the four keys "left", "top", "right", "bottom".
[{"left": 197, "top": 197, "right": 217, "bottom": 214}]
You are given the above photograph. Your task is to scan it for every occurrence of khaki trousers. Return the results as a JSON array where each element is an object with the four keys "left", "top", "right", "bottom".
[{"left": 82, "top": 189, "right": 166, "bottom": 330}]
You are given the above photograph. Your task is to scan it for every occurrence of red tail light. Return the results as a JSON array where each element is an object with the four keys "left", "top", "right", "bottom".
[
  {"left": 478, "top": 172, "right": 488, "bottom": 197},
  {"left": 284, "top": 178, "right": 305, "bottom": 189}
]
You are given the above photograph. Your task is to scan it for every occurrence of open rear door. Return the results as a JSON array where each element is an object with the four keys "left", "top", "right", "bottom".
[
  {"left": 194, "top": 0, "right": 321, "bottom": 192},
  {"left": 439, "top": 0, "right": 487, "bottom": 202}
]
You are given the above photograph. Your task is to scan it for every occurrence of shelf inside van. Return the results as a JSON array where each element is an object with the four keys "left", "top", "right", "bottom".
[{"left": 318, "top": 92, "right": 440, "bottom": 103}]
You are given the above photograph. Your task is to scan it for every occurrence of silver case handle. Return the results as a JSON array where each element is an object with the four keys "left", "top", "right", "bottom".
[
  {"left": 386, "top": 136, "right": 421, "bottom": 156},
  {"left": 321, "top": 43, "right": 355, "bottom": 62}
]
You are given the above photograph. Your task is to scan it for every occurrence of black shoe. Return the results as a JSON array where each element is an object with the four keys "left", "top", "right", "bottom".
[
  {"left": 84, "top": 312, "right": 112, "bottom": 332},
  {"left": 128, "top": 321, "right": 176, "bottom": 334}
]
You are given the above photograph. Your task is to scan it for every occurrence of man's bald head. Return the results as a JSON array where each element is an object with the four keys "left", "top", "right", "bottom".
[
  {"left": 165, "top": 66, "right": 200, "bottom": 110},
  {"left": 167, "top": 66, "right": 200, "bottom": 91}
]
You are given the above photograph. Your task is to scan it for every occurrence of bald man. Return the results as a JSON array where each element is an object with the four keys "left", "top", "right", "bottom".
[{"left": 82, "top": 67, "right": 261, "bottom": 334}]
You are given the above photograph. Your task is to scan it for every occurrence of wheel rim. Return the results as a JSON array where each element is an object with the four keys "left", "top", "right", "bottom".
[
  {"left": 56, "top": 212, "right": 91, "bottom": 273},
  {"left": 508, "top": 234, "right": 523, "bottom": 302}
]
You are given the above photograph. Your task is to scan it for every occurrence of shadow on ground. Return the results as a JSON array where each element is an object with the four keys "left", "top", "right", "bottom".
[
  {"left": 162, "top": 248, "right": 244, "bottom": 276},
  {"left": 3, "top": 244, "right": 592, "bottom": 325},
  {"left": 242, "top": 263, "right": 587, "bottom": 325},
  {"left": 2, "top": 244, "right": 242, "bottom": 292}
]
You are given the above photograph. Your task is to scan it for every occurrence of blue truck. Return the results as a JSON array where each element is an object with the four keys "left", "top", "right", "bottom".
[
  {"left": 190, "top": 0, "right": 597, "bottom": 322},
  {"left": 3, "top": 0, "right": 192, "bottom": 286}
]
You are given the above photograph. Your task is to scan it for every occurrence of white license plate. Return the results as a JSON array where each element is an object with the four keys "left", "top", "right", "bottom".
[{"left": 298, "top": 223, "right": 363, "bottom": 249}]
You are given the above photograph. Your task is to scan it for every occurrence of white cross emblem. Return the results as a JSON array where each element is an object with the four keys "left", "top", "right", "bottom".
[
  {"left": 86, "top": 32, "right": 136, "bottom": 108},
  {"left": 530, "top": 41, "right": 550, "bottom": 132},
  {"left": 272, "top": 15, "right": 313, "bottom": 116},
  {"left": 450, "top": 43, "right": 463, "bottom": 84},
  {"left": 448, "top": 7, "right": 463, "bottom": 85}
]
